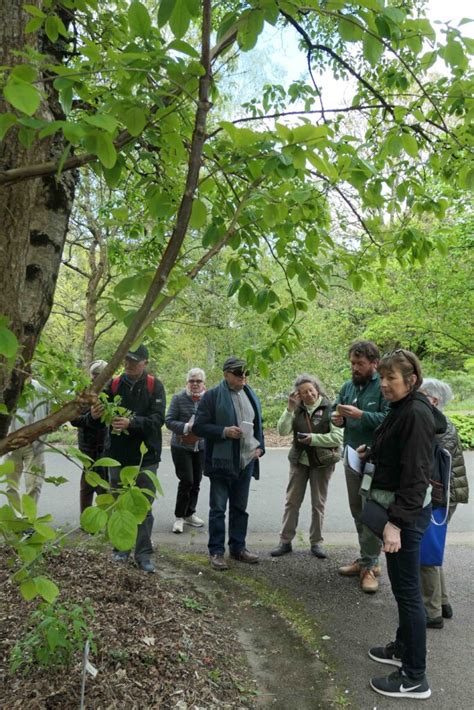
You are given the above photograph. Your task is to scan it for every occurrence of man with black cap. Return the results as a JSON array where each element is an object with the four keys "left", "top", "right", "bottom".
[
  {"left": 91, "top": 345, "right": 166, "bottom": 573},
  {"left": 193, "top": 356, "right": 265, "bottom": 570}
]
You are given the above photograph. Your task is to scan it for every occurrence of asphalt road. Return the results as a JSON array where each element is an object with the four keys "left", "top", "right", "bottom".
[{"left": 18, "top": 449, "right": 474, "bottom": 543}]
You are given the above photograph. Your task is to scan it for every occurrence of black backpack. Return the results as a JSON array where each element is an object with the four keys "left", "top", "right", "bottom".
[{"left": 430, "top": 442, "right": 451, "bottom": 510}]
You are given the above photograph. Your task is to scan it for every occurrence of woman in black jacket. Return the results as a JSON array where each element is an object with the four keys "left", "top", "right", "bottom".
[{"left": 361, "top": 350, "right": 446, "bottom": 700}]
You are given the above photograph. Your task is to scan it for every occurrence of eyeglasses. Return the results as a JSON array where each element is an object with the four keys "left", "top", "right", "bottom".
[
  {"left": 229, "top": 369, "right": 249, "bottom": 377},
  {"left": 188, "top": 379, "right": 203, "bottom": 384}
]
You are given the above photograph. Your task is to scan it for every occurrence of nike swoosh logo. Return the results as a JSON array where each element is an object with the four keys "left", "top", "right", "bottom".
[{"left": 400, "top": 684, "right": 422, "bottom": 693}]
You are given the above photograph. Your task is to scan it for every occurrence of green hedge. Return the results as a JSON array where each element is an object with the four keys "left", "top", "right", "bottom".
[{"left": 448, "top": 414, "right": 474, "bottom": 450}]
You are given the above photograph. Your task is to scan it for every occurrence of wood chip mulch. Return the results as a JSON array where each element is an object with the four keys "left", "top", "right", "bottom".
[{"left": 0, "top": 545, "right": 256, "bottom": 709}]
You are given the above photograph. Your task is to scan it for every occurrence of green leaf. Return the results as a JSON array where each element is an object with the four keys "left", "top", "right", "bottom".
[
  {"left": 96, "top": 133, "right": 117, "bottom": 168},
  {"left": 45, "top": 15, "right": 59, "bottom": 42},
  {"left": 84, "top": 114, "right": 118, "bottom": 133},
  {"left": 117, "top": 489, "right": 150, "bottom": 523},
  {"left": 170, "top": 0, "right": 190, "bottom": 39},
  {"left": 95, "top": 493, "right": 115, "bottom": 507},
  {"left": 338, "top": 14, "right": 364, "bottom": 42},
  {"left": 22, "top": 494, "right": 37, "bottom": 521},
  {"left": 158, "top": 0, "right": 175, "bottom": 27},
  {"left": 108, "top": 509, "right": 138, "bottom": 551},
  {"left": 401, "top": 133, "right": 418, "bottom": 158},
  {"left": 85, "top": 470, "right": 110, "bottom": 489},
  {"left": 189, "top": 199, "right": 207, "bottom": 229},
  {"left": 20, "top": 579, "right": 37, "bottom": 601},
  {"left": 238, "top": 282, "right": 254, "bottom": 307},
  {"left": 4, "top": 78, "right": 41, "bottom": 116},
  {"left": 0, "top": 459, "right": 14, "bottom": 476},
  {"left": 33, "top": 522, "right": 56, "bottom": 540},
  {"left": 81, "top": 506, "right": 108, "bottom": 533},
  {"left": 123, "top": 106, "right": 147, "bottom": 136},
  {"left": 140, "top": 442, "right": 148, "bottom": 456},
  {"left": 168, "top": 39, "right": 199, "bottom": 58},
  {"left": 25, "top": 16, "right": 44, "bottom": 33},
  {"left": 34, "top": 576, "right": 59, "bottom": 603},
  {"left": 142, "top": 469, "right": 163, "bottom": 496},
  {"left": 458, "top": 165, "right": 474, "bottom": 191},
  {"left": 12, "top": 64, "right": 37, "bottom": 83},
  {"left": 120, "top": 465, "right": 140, "bottom": 485},
  {"left": 93, "top": 457, "right": 121, "bottom": 467},
  {"left": 363, "top": 35, "right": 384, "bottom": 66},
  {"left": 24, "top": 4, "right": 46, "bottom": 17},
  {"left": 0, "top": 326, "right": 19, "bottom": 358},
  {"left": 128, "top": 0, "right": 152, "bottom": 37},
  {"left": 444, "top": 39, "right": 465, "bottom": 67}
]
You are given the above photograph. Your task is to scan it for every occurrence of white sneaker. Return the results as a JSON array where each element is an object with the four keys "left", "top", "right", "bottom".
[
  {"left": 184, "top": 513, "right": 204, "bottom": 528},
  {"left": 172, "top": 518, "right": 184, "bottom": 534}
]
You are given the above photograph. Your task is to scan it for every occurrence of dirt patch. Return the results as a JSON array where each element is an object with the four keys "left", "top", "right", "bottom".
[{"left": 0, "top": 544, "right": 338, "bottom": 709}]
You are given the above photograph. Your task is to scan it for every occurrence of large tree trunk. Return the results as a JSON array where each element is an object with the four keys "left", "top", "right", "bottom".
[{"left": 0, "top": 1, "right": 77, "bottom": 437}]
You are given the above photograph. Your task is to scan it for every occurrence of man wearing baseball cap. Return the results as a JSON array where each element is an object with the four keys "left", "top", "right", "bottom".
[
  {"left": 193, "top": 356, "right": 265, "bottom": 570},
  {"left": 91, "top": 344, "right": 166, "bottom": 573}
]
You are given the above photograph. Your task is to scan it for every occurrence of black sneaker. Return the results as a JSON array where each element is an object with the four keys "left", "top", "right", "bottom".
[
  {"left": 368, "top": 642, "right": 402, "bottom": 668},
  {"left": 442, "top": 603, "right": 453, "bottom": 619},
  {"left": 426, "top": 616, "right": 444, "bottom": 629},
  {"left": 270, "top": 543, "right": 292, "bottom": 557},
  {"left": 370, "top": 669, "right": 431, "bottom": 699}
]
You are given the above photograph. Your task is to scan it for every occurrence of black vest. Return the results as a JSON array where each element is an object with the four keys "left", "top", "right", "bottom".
[{"left": 289, "top": 398, "right": 331, "bottom": 466}]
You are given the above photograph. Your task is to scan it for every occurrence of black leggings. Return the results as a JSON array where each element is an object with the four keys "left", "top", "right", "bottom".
[{"left": 171, "top": 447, "right": 204, "bottom": 518}]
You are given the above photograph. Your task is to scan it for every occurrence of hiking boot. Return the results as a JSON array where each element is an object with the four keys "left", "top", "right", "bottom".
[
  {"left": 230, "top": 549, "right": 259, "bottom": 564},
  {"left": 426, "top": 616, "right": 444, "bottom": 629},
  {"left": 113, "top": 551, "right": 130, "bottom": 563},
  {"left": 270, "top": 543, "right": 292, "bottom": 557},
  {"left": 360, "top": 568, "right": 379, "bottom": 593},
  {"left": 172, "top": 518, "right": 184, "bottom": 534},
  {"left": 442, "top": 603, "right": 453, "bottom": 619},
  {"left": 310, "top": 544, "right": 328, "bottom": 559},
  {"left": 184, "top": 513, "right": 205, "bottom": 528},
  {"left": 368, "top": 642, "right": 402, "bottom": 668},
  {"left": 370, "top": 669, "right": 431, "bottom": 699},
  {"left": 339, "top": 560, "right": 381, "bottom": 577},
  {"left": 210, "top": 554, "right": 228, "bottom": 571}
]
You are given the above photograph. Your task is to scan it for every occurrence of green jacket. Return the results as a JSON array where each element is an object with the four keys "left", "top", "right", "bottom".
[{"left": 333, "top": 373, "right": 389, "bottom": 449}]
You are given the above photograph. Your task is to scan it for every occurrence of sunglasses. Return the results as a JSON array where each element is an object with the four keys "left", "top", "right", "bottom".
[
  {"left": 188, "top": 379, "right": 203, "bottom": 383},
  {"left": 228, "top": 369, "right": 249, "bottom": 377}
]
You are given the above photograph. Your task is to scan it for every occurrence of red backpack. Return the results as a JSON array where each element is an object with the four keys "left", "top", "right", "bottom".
[{"left": 111, "top": 374, "right": 155, "bottom": 396}]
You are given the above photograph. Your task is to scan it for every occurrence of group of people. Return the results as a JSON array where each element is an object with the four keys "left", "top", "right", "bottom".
[{"left": 5, "top": 340, "right": 469, "bottom": 701}]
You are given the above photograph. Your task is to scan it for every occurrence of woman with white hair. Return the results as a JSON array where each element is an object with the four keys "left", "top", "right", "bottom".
[
  {"left": 419, "top": 377, "right": 469, "bottom": 628},
  {"left": 271, "top": 373, "right": 343, "bottom": 559},
  {"left": 166, "top": 368, "right": 206, "bottom": 534}
]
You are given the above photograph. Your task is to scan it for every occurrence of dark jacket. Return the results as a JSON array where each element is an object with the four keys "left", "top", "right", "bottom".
[
  {"left": 438, "top": 418, "right": 469, "bottom": 505},
  {"left": 98, "top": 372, "right": 166, "bottom": 466},
  {"left": 70, "top": 411, "right": 106, "bottom": 460},
  {"left": 165, "top": 389, "right": 204, "bottom": 451},
  {"left": 334, "top": 373, "right": 389, "bottom": 449},
  {"left": 193, "top": 382, "right": 265, "bottom": 480},
  {"left": 370, "top": 391, "right": 447, "bottom": 528}
]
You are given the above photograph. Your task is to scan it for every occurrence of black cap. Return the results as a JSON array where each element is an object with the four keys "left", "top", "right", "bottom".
[
  {"left": 223, "top": 356, "right": 246, "bottom": 372},
  {"left": 126, "top": 344, "right": 149, "bottom": 361}
]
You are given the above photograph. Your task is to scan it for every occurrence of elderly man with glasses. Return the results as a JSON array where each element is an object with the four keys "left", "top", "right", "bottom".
[{"left": 193, "top": 357, "right": 265, "bottom": 570}]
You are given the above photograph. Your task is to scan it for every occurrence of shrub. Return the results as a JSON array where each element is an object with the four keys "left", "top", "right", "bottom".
[
  {"left": 449, "top": 414, "right": 474, "bottom": 450},
  {"left": 10, "top": 601, "right": 95, "bottom": 674}
]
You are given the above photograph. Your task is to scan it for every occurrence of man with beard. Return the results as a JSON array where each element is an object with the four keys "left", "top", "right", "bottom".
[{"left": 333, "top": 341, "right": 389, "bottom": 593}]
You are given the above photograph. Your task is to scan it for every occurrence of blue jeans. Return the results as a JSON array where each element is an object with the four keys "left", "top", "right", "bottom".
[
  {"left": 386, "top": 506, "right": 431, "bottom": 680},
  {"left": 208, "top": 460, "right": 254, "bottom": 556}
]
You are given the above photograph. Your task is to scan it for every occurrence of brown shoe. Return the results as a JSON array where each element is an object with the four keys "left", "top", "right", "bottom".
[
  {"left": 210, "top": 554, "right": 228, "bottom": 571},
  {"left": 360, "top": 568, "right": 379, "bottom": 594},
  {"left": 339, "top": 560, "right": 381, "bottom": 577},
  {"left": 338, "top": 560, "right": 361, "bottom": 576},
  {"left": 230, "top": 548, "right": 259, "bottom": 564}
]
